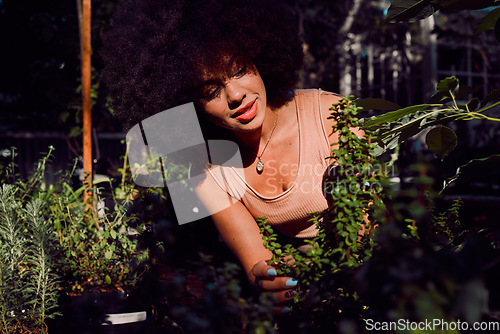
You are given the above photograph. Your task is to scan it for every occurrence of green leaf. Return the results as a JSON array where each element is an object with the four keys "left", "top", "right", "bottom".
[
  {"left": 54, "top": 219, "right": 61, "bottom": 230},
  {"left": 466, "top": 98, "right": 480, "bottom": 112},
  {"left": 427, "top": 83, "right": 472, "bottom": 104},
  {"left": 59, "top": 111, "right": 70, "bottom": 123},
  {"left": 110, "top": 230, "right": 117, "bottom": 239},
  {"left": 427, "top": 91, "right": 452, "bottom": 104},
  {"left": 387, "top": 0, "right": 435, "bottom": 22},
  {"left": 481, "top": 88, "right": 500, "bottom": 107},
  {"left": 474, "top": 6, "right": 500, "bottom": 34},
  {"left": 361, "top": 104, "right": 437, "bottom": 129},
  {"left": 397, "top": 114, "right": 430, "bottom": 141},
  {"left": 425, "top": 125, "right": 457, "bottom": 159},
  {"left": 69, "top": 126, "right": 82, "bottom": 137},
  {"left": 355, "top": 98, "right": 401, "bottom": 111},
  {"left": 442, "top": 153, "right": 500, "bottom": 191},
  {"left": 429, "top": 77, "right": 472, "bottom": 103},
  {"left": 436, "top": 76, "right": 459, "bottom": 95},
  {"left": 105, "top": 250, "right": 113, "bottom": 260},
  {"left": 105, "top": 275, "right": 112, "bottom": 285}
]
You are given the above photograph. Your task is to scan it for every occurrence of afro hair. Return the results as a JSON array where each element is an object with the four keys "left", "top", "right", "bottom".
[{"left": 101, "top": 0, "right": 304, "bottom": 132}]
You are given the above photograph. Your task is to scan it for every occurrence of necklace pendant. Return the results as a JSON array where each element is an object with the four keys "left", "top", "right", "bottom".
[{"left": 256, "top": 159, "right": 264, "bottom": 173}]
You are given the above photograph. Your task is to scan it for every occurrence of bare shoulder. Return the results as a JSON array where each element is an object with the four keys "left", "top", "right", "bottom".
[
  {"left": 194, "top": 167, "right": 251, "bottom": 226},
  {"left": 319, "top": 90, "right": 342, "bottom": 109},
  {"left": 319, "top": 90, "right": 364, "bottom": 141},
  {"left": 319, "top": 90, "right": 342, "bottom": 145},
  {"left": 194, "top": 168, "right": 237, "bottom": 214}
]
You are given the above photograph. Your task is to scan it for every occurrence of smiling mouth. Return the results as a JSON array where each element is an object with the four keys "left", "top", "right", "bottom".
[{"left": 233, "top": 99, "right": 257, "bottom": 122}]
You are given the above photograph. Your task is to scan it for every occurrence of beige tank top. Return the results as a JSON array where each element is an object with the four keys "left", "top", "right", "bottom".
[{"left": 210, "top": 89, "right": 333, "bottom": 238}]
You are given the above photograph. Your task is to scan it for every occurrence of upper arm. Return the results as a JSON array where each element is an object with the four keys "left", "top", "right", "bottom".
[{"left": 195, "top": 172, "right": 272, "bottom": 275}]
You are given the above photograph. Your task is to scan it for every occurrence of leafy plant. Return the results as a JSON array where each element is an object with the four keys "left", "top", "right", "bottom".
[
  {"left": 165, "top": 254, "right": 277, "bottom": 334},
  {"left": 350, "top": 71, "right": 500, "bottom": 331},
  {"left": 358, "top": 76, "right": 500, "bottom": 194},
  {"left": 0, "top": 183, "right": 60, "bottom": 333},
  {"left": 49, "top": 175, "right": 149, "bottom": 293},
  {"left": 0, "top": 145, "right": 151, "bottom": 332},
  {"left": 358, "top": 77, "right": 500, "bottom": 157},
  {"left": 258, "top": 96, "right": 387, "bottom": 333},
  {"left": 253, "top": 92, "right": 500, "bottom": 333},
  {"left": 355, "top": 154, "right": 500, "bottom": 332}
]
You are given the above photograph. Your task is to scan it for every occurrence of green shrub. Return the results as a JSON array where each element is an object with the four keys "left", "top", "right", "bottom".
[
  {"left": 258, "top": 96, "right": 386, "bottom": 333},
  {"left": 0, "top": 180, "right": 60, "bottom": 332},
  {"left": 0, "top": 145, "right": 150, "bottom": 332},
  {"left": 256, "top": 92, "right": 500, "bottom": 333}
]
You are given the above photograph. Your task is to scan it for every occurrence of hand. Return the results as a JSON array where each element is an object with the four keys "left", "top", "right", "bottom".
[{"left": 249, "top": 259, "right": 298, "bottom": 313}]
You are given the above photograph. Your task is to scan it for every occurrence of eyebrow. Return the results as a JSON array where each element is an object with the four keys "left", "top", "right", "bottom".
[
  {"left": 196, "top": 78, "right": 218, "bottom": 89},
  {"left": 195, "top": 54, "right": 241, "bottom": 88}
]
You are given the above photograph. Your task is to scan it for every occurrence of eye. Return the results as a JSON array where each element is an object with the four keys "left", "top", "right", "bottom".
[
  {"left": 233, "top": 64, "right": 247, "bottom": 78},
  {"left": 200, "top": 85, "right": 221, "bottom": 101}
]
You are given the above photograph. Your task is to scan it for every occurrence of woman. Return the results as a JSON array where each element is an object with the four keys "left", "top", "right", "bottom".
[{"left": 102, "top": 0, "right": 358, "bottom": 311}]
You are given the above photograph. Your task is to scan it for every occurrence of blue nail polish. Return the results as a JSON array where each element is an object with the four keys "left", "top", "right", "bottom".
[
  {"left": 281, "top": 307, "right": 292, "bottom": 314},
  {"left": 286, "top": 278, "right": 298, "bottom": 287},
  {"left": 267, "top": 269, "right": 277, "bottom": 276}
]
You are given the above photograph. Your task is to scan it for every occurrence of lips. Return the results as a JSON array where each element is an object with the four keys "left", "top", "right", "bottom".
[{"left": 233, "top": 99, "right": 257, "bottom": 122}]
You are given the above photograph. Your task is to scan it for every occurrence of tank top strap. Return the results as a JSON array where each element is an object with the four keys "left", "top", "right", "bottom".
[{"left": 295, "top": 89, "right": 332, "bottom": 163}]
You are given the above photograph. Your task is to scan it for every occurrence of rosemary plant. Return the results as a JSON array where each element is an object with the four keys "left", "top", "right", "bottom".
[
  {"left": 0, "top": 184, "right": 27, "bottom": 333},
  {"left": 0, "top": 183, "right": 60, "bottom": 333},
  {"left": 0, "top": 145, "right": 149, "bottom": 332},
  {"left": 24, "top": 198, "right": 61, "bottom": 327}
]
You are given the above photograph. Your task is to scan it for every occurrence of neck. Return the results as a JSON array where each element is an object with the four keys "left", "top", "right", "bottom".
[{"left": 234, "top": 107, "right": 278, "bottom": 152}]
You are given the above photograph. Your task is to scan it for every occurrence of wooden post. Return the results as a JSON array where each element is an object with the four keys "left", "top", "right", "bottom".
[{"left": 81, "top": 0, "right": 92, "bottom": 206}]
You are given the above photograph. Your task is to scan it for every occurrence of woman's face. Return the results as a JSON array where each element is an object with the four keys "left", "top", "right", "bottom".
[{"left": 195, "top": 56, "right": 268, "bottom": 134}]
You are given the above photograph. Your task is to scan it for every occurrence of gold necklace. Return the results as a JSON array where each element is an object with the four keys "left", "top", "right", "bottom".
[{"left": 256, "top": 111, "right": 279, "bottom": 173}]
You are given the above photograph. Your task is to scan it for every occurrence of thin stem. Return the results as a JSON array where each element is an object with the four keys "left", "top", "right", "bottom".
[
  {"left": 469, "top": 113, "right": 500, "bottom": 122},
  {"left": 380, "top": 110, "right": 442, "bottom": 139},
  {"left": 122, "top": 140, "right": 130, "bottom": 195},
  {"left": 450, "top": 90, "right": 458, "bottom": 110},
  {"left": 69, "top": 158, "right": 79, "bottom": 180},
  {"left": 476, "top": 100, "right": 500, "bottom": 114},
  {"left": 423, "top": 112, "right": 473, "bottom": 126}
]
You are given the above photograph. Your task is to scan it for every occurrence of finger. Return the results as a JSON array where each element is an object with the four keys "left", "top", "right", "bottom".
[
  {"left": 251, "top": 259, "right": 278, "bottom": 279},
  {"left": 271, "top": 305, "right": 293, "bottom": 317},
  {"left": 273, "top": 306, "right": 292, "bottom": 316},
  {"left": 271, "top": 288, "right": 298, "bottom": 305},
  {"left": 257, "top": 277, "right": 299, "bottom": 291}
]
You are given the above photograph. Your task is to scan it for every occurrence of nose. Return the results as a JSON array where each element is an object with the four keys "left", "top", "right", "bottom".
[{"left": 225, "top": 80, "right": 245, "bottom": 109}]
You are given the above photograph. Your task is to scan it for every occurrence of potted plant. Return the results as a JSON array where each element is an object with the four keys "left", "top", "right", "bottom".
[
  {"left": 0, "top": 185, "right": 60, "bottom": 334},
  {"left": 51, "top": 154, "right": 154, "bottom": 333},
  {"left": 0, "top": 145, "right": 153, "bottom": 333},
  {"left": 0, "top": 147, "right": 61, "bottom": 333}
]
